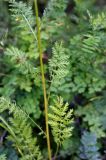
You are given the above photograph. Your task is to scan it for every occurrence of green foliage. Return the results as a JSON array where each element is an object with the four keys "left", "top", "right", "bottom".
[
  {"left": 9, "top": 0, "right": 35, "bottom": 36},
  {"left": 75, "top": 92, "right": 106, "bottom": 138},
  {"left": 16, "top": 91, "right": 41, "bottom": 117},
  {"left": 43, "top": 0, "right": 68, "bottom": 19},
  {"left": 89, "top": 12, "right": 106, "bottom": 30},
  {"left": 0, "top": 97, "right": 42, "bottom": 160},
  {"left": 0, "top": 154, "right": 6, "bottom": 160},
  {"left": 68, "top": 33, "right": 106, "bottom": 94},
  {"left": 5, "top": 47, "right": 32, "bottom": 73},
  {"left": 0, "top": 0, "right": 106, "bottom": 159},
  {"left": 78, "top": 131, "right": 101, "bottom": 160},
  {"left": 74, "top": 0, "right": 96, "bottom": 14},
  {"left": 0, "top": 0, "right": 9, "bottom": 44},
  {"left": 48, "top": 97, "right": 73, "bottom": 146},
  {"left": 1, "top": 45, "right": 42, "bottom": 115},
  {"left": 49, "top": 42, "right": 69, "bottom": 93},
  {"left": 60, "top": 135, "right": 80, "bottom": 158},
  {"left": 0, "top": 143, "right": 19, "bottom": 160},
  {"left": 42, "top": 0, "right": 68, "bottom": 51}
]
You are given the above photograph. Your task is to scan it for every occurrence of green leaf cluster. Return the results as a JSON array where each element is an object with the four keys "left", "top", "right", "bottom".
[
  {"left": 0, "top": 0, "right": 106, "bottom": 159},
  {"left": 75, "top": 91, "right": 106, "bottom": 138},
  {"left": 48, "top": 97, "right": 73, "bottom": 146},
  {"left": 49, "top": 42, "right": 69, "bottom": 93},
  {"left": 0, "top": 154, "right": 6, "bottom": 160},
  {"left": 0, "top": 97, "right": 42, "bottom": 160},
  {"left": 78, "top": 131, "right": 101, "bottom": 160}
]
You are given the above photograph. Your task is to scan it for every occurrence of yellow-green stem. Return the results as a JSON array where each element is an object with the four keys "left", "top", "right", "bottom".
[
  {"left": 54, "top": 144, "right": 59, "bottom": 160},
  {"left": 34, "top": 0, "right": 52, "bottom": 160}
]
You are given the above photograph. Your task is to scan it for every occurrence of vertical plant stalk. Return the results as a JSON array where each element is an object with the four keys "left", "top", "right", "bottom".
[
  {"left": 34, "top": 0, "right": 52, "bottom": 160},
  {"left": 54, "top": 144, "right": 59, "bottom": 160}
]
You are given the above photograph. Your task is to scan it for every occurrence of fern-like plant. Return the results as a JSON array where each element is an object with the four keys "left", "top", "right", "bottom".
[
  {"left": 0, "top": 96, "right": 73, "bottom": 159},
  {"left": 1, "top": 1, "right": 73, "bottom": 159},
  {"left": 48, "top": 97, "right": 73, "bottom": 146},
  {"left": 9, "top": 0, "right": 36, "bottom": 38},
  {"left": 78, "top": 131, "right": 101, "bottom": 160},
  {"left": 68, "top": 33, "right": 106, "bottom": 94},
  {"left": 0, "top": 97, "right": 42, "bottom": 160},
  {"left": 1, "top": 0, "right": 106, "bottom": 159},
  {"left": 43, "top": 0, "right": 68, "bottom": 19},
  {"left": 49, "top": 42, "right": 69, "bottom": 94},
  {"left": 89, "top": 11, "right": 106, "bottom": 31}
]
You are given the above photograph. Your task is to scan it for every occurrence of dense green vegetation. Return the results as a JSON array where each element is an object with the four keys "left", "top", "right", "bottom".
[{"left": 0, "top": 0, "right": 106, "bottom": 159}]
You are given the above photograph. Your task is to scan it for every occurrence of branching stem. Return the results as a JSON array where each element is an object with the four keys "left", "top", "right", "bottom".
[{"left": 18, "top": 105, "right": 46, "bottom": 137}]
